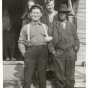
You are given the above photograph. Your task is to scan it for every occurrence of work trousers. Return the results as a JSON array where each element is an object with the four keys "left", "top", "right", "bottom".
[
  {"left": 24, "top": 45, "right": 48, "bottom": 88},
  {"left": 50, "top": 48, "right": 76, "bottom": 88}
]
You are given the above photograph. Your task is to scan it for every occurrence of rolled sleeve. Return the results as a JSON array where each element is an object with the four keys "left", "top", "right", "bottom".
[
  {"left": 18, "top": 25, "right": 27, "bottom": 43},
  {"left": 18, "top": 25, "right": 27, "bottom": 56}
]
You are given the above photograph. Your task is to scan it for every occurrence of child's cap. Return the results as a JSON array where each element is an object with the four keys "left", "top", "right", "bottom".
[
  {"left": 45, "top": 0, "right": 54, "bottom": 4},
  {"left": 29, "top": 4, "right": 43, "bottom": 13}
]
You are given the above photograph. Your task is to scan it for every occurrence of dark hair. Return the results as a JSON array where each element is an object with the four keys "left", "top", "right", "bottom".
[
  {"left": 21, "top": 0, "right": 35, "bottom": 20},
  {"left": 3, "top": 9, "right": 11, "bottom": 30},
  {"left": 29, "top": 4, "right": 43, "bottom": 13},
  {"left": 45, "top": 0, "right": 54, "bottom": 4}
]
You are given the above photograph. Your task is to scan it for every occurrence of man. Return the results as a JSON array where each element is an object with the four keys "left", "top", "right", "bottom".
[
  {"left": 18, "top": 4, "right": 52, "bottom": 88},
  {"left": 42, "top": 0, "right": 58, "bottom": 25},
  {"left": 48, "top": 4, "right": 80, "bottom": 88},
  {"left": 42, "top": 1, "right": 66, "bottom": 87}
]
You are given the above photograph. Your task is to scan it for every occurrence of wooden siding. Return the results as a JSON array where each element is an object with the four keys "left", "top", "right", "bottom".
[{"left": 76, "top": 0, "right": 86, "bottom": 65}]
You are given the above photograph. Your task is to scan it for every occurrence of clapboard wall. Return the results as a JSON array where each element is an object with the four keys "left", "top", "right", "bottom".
[{"left": 76, "top": 0, "right": 86, "bottom": 65}]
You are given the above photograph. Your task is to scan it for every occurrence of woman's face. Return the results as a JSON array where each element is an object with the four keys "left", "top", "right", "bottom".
[
  {"left": 28, "top": 1, "right": 35, "bottom": 9},
  {"left": 46, "top": 1, "right": 55, "bottom": 12}
]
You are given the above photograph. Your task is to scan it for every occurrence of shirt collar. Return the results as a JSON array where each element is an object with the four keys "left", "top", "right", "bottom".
[{"left": 31, "top": 21, "right": 42, "bottom": 25}]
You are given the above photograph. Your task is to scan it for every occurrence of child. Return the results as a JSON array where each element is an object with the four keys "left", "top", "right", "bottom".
[{"left": 18, "top": 4, "right": 52, "bottom": 88}]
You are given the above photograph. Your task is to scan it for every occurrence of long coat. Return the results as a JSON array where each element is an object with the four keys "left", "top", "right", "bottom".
[
  {"left": 48, "top": 20, "right": 80, "bottom": 88},
  {"left": 48, "top": 21, "right": 80, "bottom": 58}
]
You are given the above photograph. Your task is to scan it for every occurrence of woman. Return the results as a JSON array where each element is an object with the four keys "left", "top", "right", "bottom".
[
  {"left": 21, "top": 0, "right": 35, "bottom": 26},
  {"left": 3, "top": 9, "right": 16, "bottom": 61}
]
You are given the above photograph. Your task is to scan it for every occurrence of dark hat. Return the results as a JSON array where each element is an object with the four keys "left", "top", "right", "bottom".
[
  {"left": 29, "top": 4, "right": 43, "bottom": 13},
  {"left": 58, "top": 4, "right": 70, "bottom": 13}
]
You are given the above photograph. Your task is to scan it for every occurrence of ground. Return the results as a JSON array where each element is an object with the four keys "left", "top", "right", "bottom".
[{"left": 3, "top": 61, "right": 86, "bottom": 88}]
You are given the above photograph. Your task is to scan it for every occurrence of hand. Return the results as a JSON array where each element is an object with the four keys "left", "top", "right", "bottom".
[
  {"left": 52, "top": 50, "right": 57, "bottom": 57},
  {"left": 45, "top": 36, "right": 53, "bottom": 42},
  {"left": 74, "top": 46, "right": 78, "bottom": 52},
  {"left": 52, "top": 49, "right": 64, "bottom": 57},
  {"left": 21, "top": 51, "right": 26, "bottom": 57},
  {"left": 25, "top": 40, "right": 31, "bottom": 47}
]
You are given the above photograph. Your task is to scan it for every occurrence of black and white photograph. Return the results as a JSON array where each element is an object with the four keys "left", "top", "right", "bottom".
[{"left": 2, "top": 0, "right": 86, "bottom": 88}]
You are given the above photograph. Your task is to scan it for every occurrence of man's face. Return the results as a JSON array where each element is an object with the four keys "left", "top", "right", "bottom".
[
  {"left": 30, "top": 8, "right": 42, "bottom": 21},
  {"left": 46, "top": 1, "right": 54, "bottom": 12},
  {"left": 59, "top": 13, "right": 66, "bottom": 21},
  {"left": 28, "top": 1, "right": 35, "bottom": 10}
]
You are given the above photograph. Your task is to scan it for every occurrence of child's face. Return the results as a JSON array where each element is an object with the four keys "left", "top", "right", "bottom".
[
  {"left": 59, "top": 13, "right": 66, "bottom": 21},
  {"left": 30, "top": 8, "right": 42, "bottom": 21},
  {"left": 28, "top": 1, "right": 35, "bottom": 10},
  {"left": 46, "top": 1, "right": 54, "bottom": 12}
]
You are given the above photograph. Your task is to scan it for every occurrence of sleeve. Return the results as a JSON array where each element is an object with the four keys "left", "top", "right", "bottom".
[
  {"left": 44, "top": 24, "right": 48, "bottom": 36},
  {"left": 42, "top": 24, "right": 48, "bottom": 37},
  {"left": 71, "top": 23, "right": 80, "bottom": 52},
  {"left": 18, "top": 26, "right": 27, "bottom": 56}
]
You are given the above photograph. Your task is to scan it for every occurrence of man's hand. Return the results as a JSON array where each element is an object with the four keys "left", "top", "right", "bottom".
[
  {"left": 52, "top": 50, "right": 57, "bottom": 57},
  {"left": 74, "top": 46, "right": 79, "bottom": 52},
  {"left": 52, "top": 49, "right": 64, "bottom": 57},
  {"left": 25, "top": 40, "right": 31, "bottom": 47},
  {"left": 22, "top": 52, "right": 25, "bottom": 57}
]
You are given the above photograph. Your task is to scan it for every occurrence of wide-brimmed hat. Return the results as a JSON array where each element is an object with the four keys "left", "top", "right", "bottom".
[{"left": 58, "top": 4, "right": 70, "bottom": 13}]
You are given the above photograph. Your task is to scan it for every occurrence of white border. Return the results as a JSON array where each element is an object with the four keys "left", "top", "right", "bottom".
[
  {"left": 86, "top": 0, "right": 88, "bottom": 87},
  {"left": 0, "top": 0, "right": 87, "bottom": 88},
  {"left": 0, "top": 0, "right": 3, "bottom": 87}
]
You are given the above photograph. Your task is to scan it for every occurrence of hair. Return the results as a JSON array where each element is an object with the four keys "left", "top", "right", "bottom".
[
  {"left": 21, "top": 0, "right": 35, "bottom": 20},
  {"left": 45, "top": 0, "right": 54, "bottom": 4},
  {"left": 3, "top": 9, "right": 11, "bottom": 30},
  {"left": 26, "top": 0, "right": 35, "bottom": 4},
  {"left": 29, "top": 4, "right": 43, "bottom": 14}
]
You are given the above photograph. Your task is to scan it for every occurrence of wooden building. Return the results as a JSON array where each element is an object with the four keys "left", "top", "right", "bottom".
[{"left": 3, "top": 0, "right": 86, "bottom": 88}]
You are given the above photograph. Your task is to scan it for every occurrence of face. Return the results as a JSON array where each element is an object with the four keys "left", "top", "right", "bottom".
[
  {"left": 59, "top": 13, "right": 66, "bottom": 21},
  {"left": 28, "top": 1, "right": 35, "bottom": 9},
  {"left": 30, "top": 8, "right": 42, "bottom": 21},
  {"left": 46, "top": 1, "right": 54, "bottom": 12}
]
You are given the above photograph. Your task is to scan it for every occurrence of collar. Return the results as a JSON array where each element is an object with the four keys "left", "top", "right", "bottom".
[
  {"left": 31, "top": 21, "right": 42, "bottom": 25},
  {"left": 60, "top": 20, "right": 67, "bottom": 24}
]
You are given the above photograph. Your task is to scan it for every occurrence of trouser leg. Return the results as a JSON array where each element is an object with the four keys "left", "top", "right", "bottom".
[
  {"left": 24, "top": 46, "right": 48, "bottom": 88},
  {"left": 37, "top": 46, "right": 48, "bottom": 88},
  {"left": 24, "top": 47, "right": 38, "bottom": 88},
  {"left": 51, "top": 56, "right": 66, "bottom": 88},
  {"left": 65, "top": 58, "right": 75, "bottom": 88}
]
